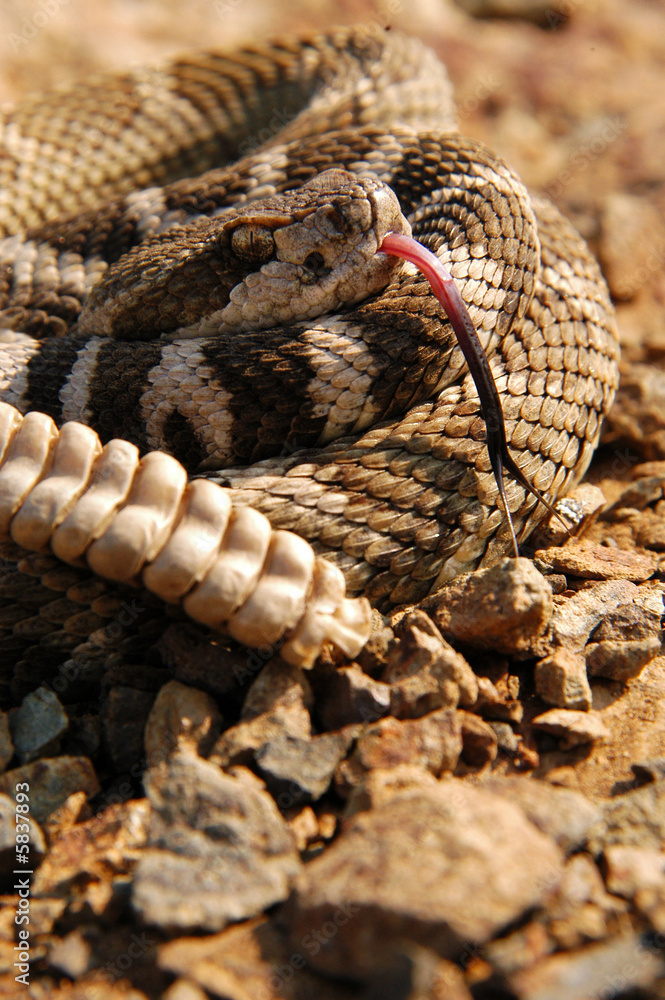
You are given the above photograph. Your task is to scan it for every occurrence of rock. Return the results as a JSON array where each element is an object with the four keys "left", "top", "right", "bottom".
[
  {"left": 546, "top": 853, "right": 623, "bottom": 950},
  {"left": 31, "top": 799, "right": 149, "bottom": 897},
  {"left": 483, "top": 922, "right": 551, "bottom": 977},
  {"left": 382, "top": 611, "right": 478, "bottom": 717},
  {"left": 602, "top": 845, "right": 665, "bottom": 897},
  {"left": 534, "top": 540, "right": 657, "bottom": 581},
  {"left": 534, "top": 649, "right": 592, "bottom": 710},
  {"left": 144, "top": 680, "right": 223, "bottom": 767},
  {"left": 132, "top": 753, "right": 301, "bottom": 931},
  {"left": 0, "top": 756, "right": 100, "bottom": 824},
  {"left": 47, "top": 928, "right": 92, "bottom": 979},
  {"left": 343, "top": 765, "right": 439, "bottom": 819},
  {"left": 483, "top": 777, "right": 602, "bottom": 854},
  {"left": 458, "top": 712, "right": 498, "bottom": 767},
  {"left": 549, "top": 579, "right": 639, "bottom": 650},
  {"left": 473, "top": 674, "right": 523, "bottom": 723},
  {"left": 209, "top": 661, "right": 312, "bottom": 769},
  {"left": 286, "top": 780, "right": 563, "bottom": 979},
  {"left": 588, "top": 781, "right": 665, "bottom": 853},
  {"left": 488, "top": 721, "right": 520, "bottom": 753},
  {"left": 335, "top": 709, "right": 462, "bottom": 795},
  {"left": 159, "top": 916, "right": 348, "bottom": 1000},
  {"left": 530, "top": 484, "right": 607, "bottom": 549},
  {"left": 10, "top": 686, "right": 69, "bottom": 763},
  {"left": 531, "top": 709, "right": 609, "bottom": 749},
  {"left": 421, "top": 558, "right": 552, "bottom": 656},
  {"left": 0, "top": 792, "right": 46, "bottom": 882},
  {"left": 313, "top": 662, "right": 391, "bottom": 730},
  {"left": 507, "top": 933, "right": 663, "bottom": 1000},
  {"left": 585, "top": 601, "right": 663, "bottom": 680},
  {"left": 0, "top": 712, "right": 13, "bottom": 773},
  {"left": 255, "top": 731, "right": 355, "bottom": 808},
  {"left": 356, "top": 609, "right": 395, "bottom": 675},
  {"left": 585, "top": 636, "right": 662, "bottom": 681}
]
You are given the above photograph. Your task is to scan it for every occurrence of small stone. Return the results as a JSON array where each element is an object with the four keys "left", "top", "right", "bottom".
[
  {"left": 159, "top": 917, "right": 341, "bottom": 1000},
  {"left": 483, "top": 922, "right": 552, "bottom": 977},
  {"left": 458, "top": 711, "right": 498, "bottom": 767},
  {"left": 530, "top": 484, "right": 606, "bottom": 548},
  {"left": 531, "top": 709, "right": 609, "bottom": 749},
  {"left": 31, "top": 799, "right": 149, "bottom": 897},
  {"left": 314, "top": 661, "right": 391, "bottom": 730},
  {"left": 488, "top": 721, "right": 520, "bottom": 753},
  {"left": 286, "top": 780, "right": 563, "bottom": 979},
  {"left": 285, "top": 805, "right": 319, "bottom": 851},
  {"left": 585, "top": 636, "right": 662, "bottom": 681},
  {"left": 255, "top": 730, "right": 355, "bottom": 807},
  {"left": 132, "top": 753, "right": 301, "bottom": 931},
  {"left": 534, "top": 540, "right": 657, "bottom": 581},
  {"left": 473, "top": 674, "right": 523, "bottom": 723},
  {"left": 144, "top": 679, "right": 223, "bottom": 767},
  {"left": 637, "top": 514, "right": 665, "bottom": 550},
  {"left": 385, "top": 610, "right": 478, "bottom": 716},
  {"left": 335, "top": 709, "right": 462, "bottom": 794},
  {"left": 483, "top": 777, "right": 602, "bottom": 854},
  {"left": 0, "top": 756, "right": 100, "bottom": 824},
  {"left": 10, "top": 685, "right": 69, "bottom": 763},
  {"left": 48, "top": 928, "right": 92, "bottom": 978},
  {"left": 603, "top": 845, "right": 665, "bottom": 897},
  {"left": 0, "top": 792, "right": 46, "bottom": 878},
  {"left": 507, "top": 933, "right": 663, "bottom": 1000},
  {"left": 209, "top": 661, "right": 312, "bottom": 769},
  {"left": 549, "top": 579, "right": 639, "bottom": 650},
  {"left": 589, "top": 781, "right": 665, "bottom": 853},
  {"left": 534, "top": 649, "right": 592, "bottom": 710},
  {"left": 584, "top": 601, "right": 663, "bottom": 680},
  {"left": 343, "top": 765, "right": 439, "bottom": 819},
  {"left": 0, "top": 713, "right": 13, "bottom": 773},
  {"left": 421, "top": 558, "right": 552, "bottom": 656}
]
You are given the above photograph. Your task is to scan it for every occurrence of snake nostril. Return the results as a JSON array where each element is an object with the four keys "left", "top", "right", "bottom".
[{"left": 303, "top": 251, "right": 331, "bottom": 277}]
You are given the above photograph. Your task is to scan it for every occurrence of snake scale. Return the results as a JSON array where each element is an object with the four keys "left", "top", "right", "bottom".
[{"left": 0, "top": 25, "right": 619, "bottom": 700}]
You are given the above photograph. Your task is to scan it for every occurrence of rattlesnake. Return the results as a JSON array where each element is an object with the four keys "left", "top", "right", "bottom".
[{"left": 0, "top": 25, "right": 619, "bottom": 694}]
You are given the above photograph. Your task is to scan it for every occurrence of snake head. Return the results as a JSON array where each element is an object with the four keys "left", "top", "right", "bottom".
[{"left": 76, "top": 170, "right": 411, "bottom": 340}]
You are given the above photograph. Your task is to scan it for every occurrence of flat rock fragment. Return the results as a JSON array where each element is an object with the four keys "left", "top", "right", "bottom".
[
  {"left": 132, "top": 752, "right": 301, "bottom": 931},
  {"left": 531, "top": 709, "right": 609, "bottom": 749},
  {"left": 483, "top": 777, "right": 602, "bottom": 853},
  {"left": 421, "top": 558, "right": 552, "bottom": 656},
  {"left": 10, "top": 685, "right": 69, "bottom": 763},
  {"left": 0, "top": 756, "right": 100, "bottom": 824},
  {"left": 534, "top": 649, "right": 592, "bottom": 710},
  {"left": 507, "top": 933, "right": 663, "bottom": 1000},
  {"left": 534, "top": 540, "right": 657, "bottom": 581},
  {"left": 286, "top": 779, "right": 563, "bottom": 979}
]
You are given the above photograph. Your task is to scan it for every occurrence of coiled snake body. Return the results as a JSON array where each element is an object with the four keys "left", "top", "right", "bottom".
[{"left": 0, "top": 26, "right": 619, "bottom": 687}]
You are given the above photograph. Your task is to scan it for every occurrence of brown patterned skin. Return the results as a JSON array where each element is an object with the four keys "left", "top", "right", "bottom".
[{"left": 0, "top": 25, "right": 619, "bottom": 695}]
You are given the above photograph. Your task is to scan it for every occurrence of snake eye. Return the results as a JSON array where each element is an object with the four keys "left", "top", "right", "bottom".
[{"left": 230, "top": 224, "right": 276, "bottom": 264}]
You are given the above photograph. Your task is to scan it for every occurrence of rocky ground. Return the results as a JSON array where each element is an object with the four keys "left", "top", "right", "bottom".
[{"left": 1, "top": 0, "right": 665, "bottom": 997}]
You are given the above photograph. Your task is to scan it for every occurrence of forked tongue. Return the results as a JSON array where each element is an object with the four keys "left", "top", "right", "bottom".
[{"left": 379, "top": 232, "right": 567, "bottom": 557}]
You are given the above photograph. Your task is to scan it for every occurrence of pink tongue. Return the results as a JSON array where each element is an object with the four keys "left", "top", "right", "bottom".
[{"left": 378, "top": 232, "right": 563, "bottom": 556}]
